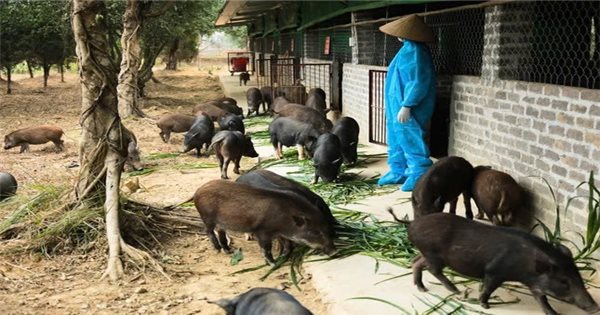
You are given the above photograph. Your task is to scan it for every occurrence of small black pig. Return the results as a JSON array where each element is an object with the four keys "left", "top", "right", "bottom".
[
  {"left": 239, "top": 72, "right": 250, "bottom": 86},
  {"left": 409, "top": 213, "right": 599, "bottom": 315},
  {"left": 211, "top": 288, "right": 313, "bottom": 315},
  {"left": 268, "top": 117, "right": 320, "bottom": 160},
  {"left": 311, "top": 133, "right": 343, "bottom": 184},
  {"left": 260, "top": 87, "right": 273, "bottom": 112},
  {"left": 182, "top": 114, "right": 215, "bottom": 157},
  {"left": 472, "top": 165, "right": 525, "bottom": 226},
  {"left": 4, "top": 125, "right": 64, "bottom": 153},
  {"left": 219, "top": 113, "right": 245, "bottom": 134},
  {"left": 411, "top": 156, "right": 474, "bottom": 219},
  {"left": 246, "top": 87, "right": 264, "bottom": 117},
  {"left": 156, "top": 113, "right": 196, "bottom": 143},
  {"left": 0, "top": 172, "right": 17, "bottom": 201},
  {"left": 331, "top": 117, "right": 360, "bottom": 165},
  {"left": 210, "top": 130, "right": 258, "bottom": 179},
  {"left": 305, "top": 92, "right": 328, "bottom": 116},
  {"left": 236, "top": 169, "right": 337, "bottom": 227},
  {"left": 193, "top": 180, "right": 336, "bottom": 265}
]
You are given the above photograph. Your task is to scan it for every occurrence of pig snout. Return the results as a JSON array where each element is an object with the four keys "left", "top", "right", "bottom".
[{"left": 575, "top": 291, "right": 600, "bottom": 314}]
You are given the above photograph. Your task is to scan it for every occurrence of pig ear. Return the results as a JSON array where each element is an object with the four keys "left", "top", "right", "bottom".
[
  {"left": 556, "top": 244, "right": 573, "bottom": 258},
  {"left": 292, "top": 215, "right": 307, "bottom": 227}
]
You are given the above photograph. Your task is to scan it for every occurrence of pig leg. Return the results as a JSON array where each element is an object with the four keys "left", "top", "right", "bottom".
[
  {"left": 412, "top": 255, "right": 430, "bottom": 292},
  {"left": 479, "top": 276, "right": 503, "bottom": 309},
  {"left": 221, "top": 158, "right": 231, "bottom": 179},
  {"left": 279, "top": 239, "right": 294, "bottom": 257},
  {"left": 205, "top": 224, "right": 222, "bottom": 251},
  {"left": 448, "top": 197, "right": 458, "bottom": 214},
  {"left": 425, "top": 255, "right": 459, "bottom": 294},
  {"left": 312, "top": 173, "right": 319, "bottom": 184},
  {"left": 256, "top": 234, "right": 276, "bottom": 266},
  {"left": 233, "top": 157, "right": 240, "bottom": 175},
  {"left": 297, "top": 144, "right": 305, "bottom": 160},
  {"left": 531, "top": 292, "right": 559, "bottom": 315},
  {"left": 53, "top": 140, "right": 64, "bottom": 152},
  {"left": 462, "top": 191, "right": 474, "bottom": 219},
  {"left": 277, "top": 143, "right": 283, "bottom": 159},
  {"left": 217, "top": 229, "right": 232, "bottom": 254},
  {"left": 19, "top": 143, "right": 29, "bottom": 153}
]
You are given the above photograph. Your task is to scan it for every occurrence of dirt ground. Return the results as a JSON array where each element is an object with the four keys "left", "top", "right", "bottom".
[{"left": 0, "top": 59, "right": 329, "bottom": 314}]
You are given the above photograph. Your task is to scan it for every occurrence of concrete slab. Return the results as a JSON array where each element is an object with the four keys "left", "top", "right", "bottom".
[{"left": 218, "top": 68, "right": 600, "bottom": 315}]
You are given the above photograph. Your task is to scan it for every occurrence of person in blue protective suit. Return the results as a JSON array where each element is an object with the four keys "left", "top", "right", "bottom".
[{"left": 377, "top": 14, "right": 437, "bottom": 192}]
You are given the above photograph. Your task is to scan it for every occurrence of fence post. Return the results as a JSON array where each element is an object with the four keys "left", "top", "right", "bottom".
[{"left": 331, "top": 59, "right": 342, "bottom": 111}]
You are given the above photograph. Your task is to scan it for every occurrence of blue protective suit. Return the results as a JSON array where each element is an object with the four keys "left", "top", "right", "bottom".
[{"left": 378, "top": 39, "right": 436, "bottom": 191}]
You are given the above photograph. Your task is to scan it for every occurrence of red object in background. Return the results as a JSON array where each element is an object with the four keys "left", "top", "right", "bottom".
[
  {"left": 231, "top": 57, "right": 249, "bottom": 72},
  {"left": 324, "top": 36, "right": 330, "bottom": 55}
]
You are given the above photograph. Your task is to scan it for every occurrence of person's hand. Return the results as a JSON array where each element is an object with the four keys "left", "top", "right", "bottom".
[{"left": 397, "top": 106, "right": 411, "bottom": 123}]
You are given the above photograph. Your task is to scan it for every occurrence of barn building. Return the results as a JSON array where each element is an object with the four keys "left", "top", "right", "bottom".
[{"left": 216, "top": 1, "right": 600, "bottom": 234}]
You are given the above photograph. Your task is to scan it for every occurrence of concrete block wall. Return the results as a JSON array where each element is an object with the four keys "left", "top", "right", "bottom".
[{"left": 342, "top": 63, "right": 388, "bottom": 144}]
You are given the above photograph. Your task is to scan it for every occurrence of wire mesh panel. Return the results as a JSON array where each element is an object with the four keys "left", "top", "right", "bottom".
[
  {"left": 499, "top": 1, "right": 599, "bottom": 89},
  {"left": 304, "top": 29, "right": 352, "bottom": 62},
  {"left": 369, "top": 70, "right": 388, "bottom": 145},
  {"left": 424, "top": 8, "right": 485, "bottom": 76},
  {"left": 255, "top": 59, "right": 332, "bottom": 106}
]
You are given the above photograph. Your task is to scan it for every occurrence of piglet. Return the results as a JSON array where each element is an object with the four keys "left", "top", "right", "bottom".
[
  {"left": 156, "top": 114, "right": 196, "bottom": 143},
  {"left": 4, "top": 125, "right": 64, "bottom": 153},
  {"left": 0, "top": 172, "right": 17, "bottom": 201},
  {"left": 210, "top": 130, "right": 258, "bottom": 179},
  {"left": 331, "top": 117, "right": 360, "bottom": 165},
  {"left": 311, "top": 133, "right": 342, "bottom": 184},
  {"left": 472, "top": 165, "right": 525, "bottom": 226},
  {"left": 411, "top": 156, "right": 474, "bottom": 219}
]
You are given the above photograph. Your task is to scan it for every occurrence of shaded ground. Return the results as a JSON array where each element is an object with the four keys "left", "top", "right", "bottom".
[{"left": 0, "top": 59, "right": 328, "bottom": 314}]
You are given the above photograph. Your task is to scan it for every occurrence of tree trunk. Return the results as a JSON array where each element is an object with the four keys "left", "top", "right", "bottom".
[
  {"left": 117, "top": 0, "right": 144, "bottom": 118},
  {"left": 137, "top": 42, "right": 166, "bottom": 97},
  {"left": 72, "top": 0, "right": 130, "bottom": 281},
  {"left": 165, "top": 38, "right": 179, "bottom": 70},
  {"left": 26, "top": 60, "right": 34, "bottom": 78},
  {"left": 43, "top": 62, "right": 50, "bottom": 88},
  {"left": 5, "top": 66, "right": 11, "bottom": 95}
]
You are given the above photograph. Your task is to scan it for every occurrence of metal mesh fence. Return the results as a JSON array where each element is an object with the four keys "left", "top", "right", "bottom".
[
  {"left": 425, "top": 7, "right": 485, "bottom": 76},
  {"left": 498, "top": 1, "right": 599, "bottom": 89},
  {"left": 357, "top": 8, "right": 484, "bottom": 75},
  {"left": 304, "top": 28, "right": 352, "bottom": 62}
]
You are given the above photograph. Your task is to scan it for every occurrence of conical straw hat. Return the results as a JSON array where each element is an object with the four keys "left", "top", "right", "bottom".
[{"left": 379, "top": 14, "right": 434, "bottom": 43}]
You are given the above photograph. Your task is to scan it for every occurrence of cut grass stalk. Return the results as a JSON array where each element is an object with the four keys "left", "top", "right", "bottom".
[{"left": 146, "top": 152, "right": 181, "bottom": 160}]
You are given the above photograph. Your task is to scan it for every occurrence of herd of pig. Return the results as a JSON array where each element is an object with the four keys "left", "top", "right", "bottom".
[{"left": 1, "top": 85, "right": 598, "bottom": 315}]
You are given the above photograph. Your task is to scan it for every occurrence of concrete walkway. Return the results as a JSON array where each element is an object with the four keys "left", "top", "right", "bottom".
[{"left": 218, "top": 72, "right": 600, "bottom": 315}]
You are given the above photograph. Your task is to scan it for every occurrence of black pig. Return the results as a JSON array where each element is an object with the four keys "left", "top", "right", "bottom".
[
  {"left": 211, "top": 287, "right": 313, "bottom": 315},
  {"left": 311, "top": 133, "right": 342, "bottom": 184},
  {"left": 409, "top": 213, "right": 599, "bottom": 315},
  {"left": 331, "top": 117, "right": 360, "bottom": 165},
  {"left": 411, "top": 156, "right": 474, "bottom": 219},
  {"left": 210, "top": 130, "right": 258, "bottom": 179},
  {"left": 239, "top": 72, "right": 250, "bottom": 86},
  {"left": 182, "top": 114, "right": 215, "bottom": 157},
  {"left": 246, "top": 88, "right": 264, "bottom": 117},
  {"left": 268, "top": 117, "right": 320, "bottom": 160}
]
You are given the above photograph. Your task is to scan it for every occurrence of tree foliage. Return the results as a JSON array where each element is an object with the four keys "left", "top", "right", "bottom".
[{"left": 223, "top": 26, "right": 248, "bottom": 49}]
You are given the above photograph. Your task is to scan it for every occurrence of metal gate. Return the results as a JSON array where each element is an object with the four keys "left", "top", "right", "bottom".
[
  {"left": 255, "top": 58, "right": 332, "bottom": 107},
  {"left": 369, "top": 70, "right": 387, "bottom": 145}
]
